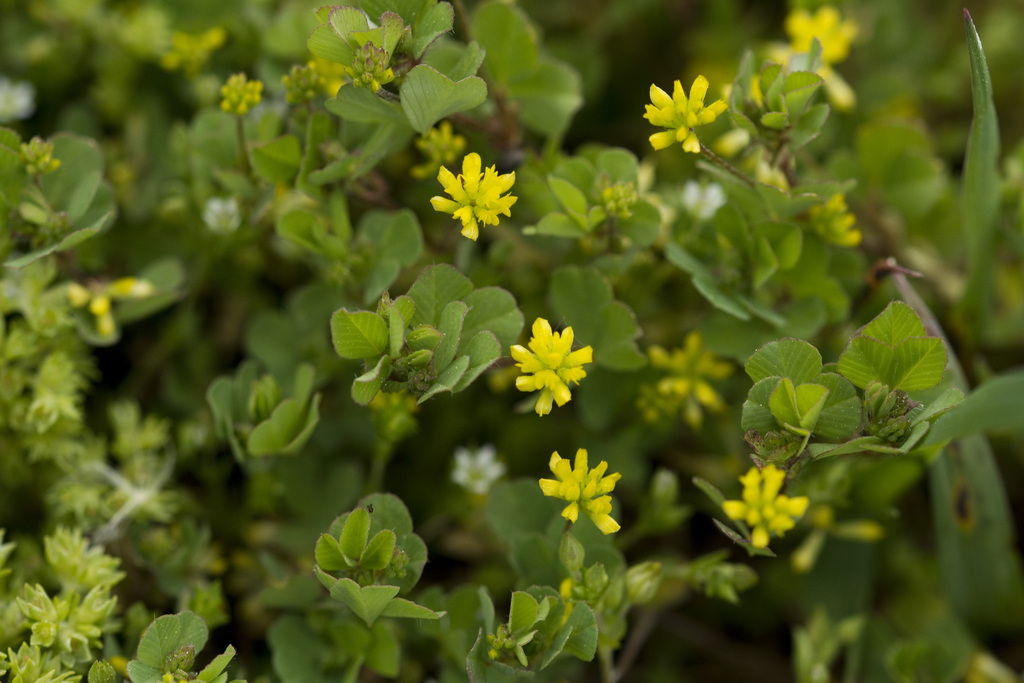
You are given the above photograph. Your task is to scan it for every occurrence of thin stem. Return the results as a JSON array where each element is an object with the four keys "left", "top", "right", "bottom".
[
  {"left": 613, "top": 609, "right": 661, "bottom": 681},
  {"left": 235, "top": 116, "right": 251, "bottom": 176},
  {"left": 598, "top": 643, "right": 616, "bottom": 683},
  {"left": 700, "top": 142, "right": 755, "bottom": 187},
  {"left": 452, "top": 0, "right": 472, "bottom": 42}
]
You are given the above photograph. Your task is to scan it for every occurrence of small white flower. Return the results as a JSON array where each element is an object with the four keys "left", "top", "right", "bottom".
[
  {"left": 680, "top": 180, "right": 726, "bottom": 222},
  {"left": 451, "top": 444, "right": 505, "bottom": 496},
  {"left": 202, "top": 196, "right": 241, "bottom": 234},
  {"left": 0, "top": 76, "right": 35, "bottom": 123}
]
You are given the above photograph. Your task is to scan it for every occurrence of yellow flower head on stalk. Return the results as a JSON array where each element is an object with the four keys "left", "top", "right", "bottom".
[
  {"left": 808, "top": 193, "right": 860, "bottom": 247},
  {"left": 539, "top": 448, "right": 621, "bottom": 534},
  {"left": 412, "top": 121, "right": 467, "bottom": 180},
  {"left": 511, "top": 318, "right": 593, "bottom": 416},
  {"left": 220, "top": 73, "right": 263, "bottom": 116},
  {"left": 160, "top": 27, "right": 226, "bottom": 78},
  {"left": 722, "top": 465, "right": 809, "bottom": 548},
  {"left": 430, "top": 152, "right": 517, "bottom": 241},
  {"left": 644, "top": 75, "right": 728, "bottom": 153},
  {"left": 785, "top": 6, "right": 858, "bottom": 65},
  {"left": 645, "top": 331, "right": 732, "bottom": 429}
]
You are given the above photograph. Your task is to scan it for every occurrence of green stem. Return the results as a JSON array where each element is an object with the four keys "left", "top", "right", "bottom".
[
  {"left": 235, "top": 116, "right": 251, "bottom": 176},
  {"left": 699, "top": 142, "right": 754, "bottom": 187}
]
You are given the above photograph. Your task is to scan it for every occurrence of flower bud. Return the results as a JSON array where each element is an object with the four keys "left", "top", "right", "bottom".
[
  {"left": 558, "top": 530, "right": 585, "bottom": 573},
  {"left": 625, "top": 561, "right": 663, "bottom": 605},
  {"left": 248, "top": 374, "right": 282, "bottom": 423},
  {"left": 406, "top": 324, "right": 442, "bottom": 351}
]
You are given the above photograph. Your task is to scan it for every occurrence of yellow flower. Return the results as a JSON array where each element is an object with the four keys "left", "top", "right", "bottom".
[
  {"left": 220, "top": 73, "right": 263, "bottom": 116},
  {"left": 644, "top": 75, "right": 728, "bottom": 153},
  {"left": 808, "top": 193, "right": 860, "bottom": 247},
  {"left": 722, "top": 465, "right": 809, "bottom": 548},
  {"left": 412, "top": 121, "right": 467, "bottom": 180},
  {"left": 539, "top": 448, "right": 621, "bottom": 534},
  {"left": 430, "top": 152, "right": 517, "bottom": 241},
  {"left": 642, "top": 332, "right": 731, "bottom": 429},
  {"left": 160, "top": 27, "right": 226, "bottom": 78},
  {"left": 785, "top": 6, "right": 858, "bottom": 65},
  {"left": 511, "top": 318, "right": 593, "bottom": 416}
]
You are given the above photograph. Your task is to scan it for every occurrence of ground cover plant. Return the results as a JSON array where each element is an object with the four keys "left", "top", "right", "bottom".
[{"left": 1, "top": 0, "right": 1024, "bottom": 681}]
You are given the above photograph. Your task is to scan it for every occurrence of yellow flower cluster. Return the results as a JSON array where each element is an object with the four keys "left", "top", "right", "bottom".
[
  {"left": 785, "top": 6, "right": 858, "bottom": 65},
  {"left": 20, "top": 136, "right": 60, "bottom": 176},
  {"left": 511, "top": 318, "right": 593, "bottom": 416},
  {"left": 220, "top": 73, "right": 263, "bottom": 116},
  {"left": 539, "top": 449, "right": 621, "bottom": 534},
  {"left": 412, "top": 121, "right": 467, "bottom": 180},
  {"left": 160, "top": 27, "right": 226, "bottom": 78},
  {"left": 780, "top": 5, "right": 858, "bottom": 111},
  {"left": 640, "top": 332, "right": 731, "bottom": 429},
  {"left": 346, "top": 42, "right": 395, "bottom": 94},
  {"left": 281, "top": 62, "right": 326, "bottom": 105},
  {"left": 808, "top": 193, "right": 861, "bottom": 247},
  {"left": 430, "top": 152, "right": 517, "bottom": 241},
  {"left": 722, "top": 465, "right": 809, "bottom": 548},
  {"left": 644, "top": 75, "right": 727, "bottom": 153},
  {"left": 67, "top": 277, "right": 154, "bottom": 338}
]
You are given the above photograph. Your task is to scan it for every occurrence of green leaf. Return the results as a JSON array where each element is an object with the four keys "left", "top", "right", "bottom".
[
  {"left": 341, "top": 507, "right": 372, "bottom": 560},
  {"left": 315, "top": 533, "right": 348, "bottom": 572},
  {"left": 411, "top": 1, "right": 453, "bottom": 57},
  {"left": 434, "top": 300, "right": 469, "bottom": 371},
  {"left": 461, "top": 286, "right": 524, "bottom": 350},
  {"left": 329, "top": 578, "right": 401, "bottom": 626},
  {"left": 418, "top": 354, "right": 469, "bottom": 402},
  {"left": 769, "top": 378, "right": 828, "bottom": 433},
  {"left": 930, "top": 435, "right": 1024, "bottom": 631},
  {"left": 507, "top": 58, "right": 582, "bottom": 137},
  {"left": 508, "top": 591, "right": 539, "bottom": 635},
  {"left": 860, "top": 300, "right": 926, "bottom": 345},
  {"left": 548, "top": 175, "right": 588, "bottom": 216},
  {"left": 399, "top": 65, "right": 487, "bottom": 133},
  {"left": 388, "top": 307, "right": 404, "bottom": 358},
  {"left": 745, "top": 338, "right": 823, "bottom": 384},
  {"left": 813, "top": 372, "right": 862, "bottom": 440},
  {"left": 196, "top": 645, "right": 235, "bottom": 683},
  {"left": 472, "top": 2, "right": 537, "bottom": 85},
  {"left": 692, "top": 476, "right": 727, "bottom": 508},
  {"left": 330, "top": 5, "right": 370, "bottom": 39},
  {"left": 741, "top": 377, "right": 779, "bottom": 434},
  {"left": 134, "top": 611, "right": 209, "bottom": 670},
  {"left": 351, "top": 355, "right": 391, "bottom": 405},
  {"left": 959, "top": 9, "right": 1000, "bottom": 330},
  {"left": 422, "top": 39, "right": 487, "bottom": 82},
  {"left": 782, "top": 70, "right": 823, "bottom": 117},
  {"left": 837, "top": 303, "right": 947, "bottom": 391},
  {"left": 549, "top": 265, "right": 645, "bottom": 370},
  {"left": 331, "top": 310, "right": 389, "bottom": 359},
  {"left": 451, "top": 330, "right": 501, "bottom": 393},
  {"left": 760, "top": 111, "right": 789, "bottom": 129},
  {"left": 358, "top": 209, "right": 424, "bottom": 304},
  {"left": 326, "top": 88, "right": 408, "bottom": 126},
  {"left": 308, "top": 22, "right": 354, "bottom": 65},
  {"left": 926, "top": 368, "right": 1024, "bottom": 446},
  {"left": 251, "top": 135, "right": 302, "bottom": 184},
  {"left": 790, "top": 102, "right": 830, "bottom": 149},
  {"left": 530, "top": 211, "right": 586, "bottom": 237},
  {"left": 40, "top": 133, "right": 103, "bottom": 222},
  {"left": 406, "top": 264, "right": 474, "bottom": 327},
  {"left": 246, "top": 392, "right": 321, "bottom": 456},
  {"left": 378, "top": 597, "right": 444, "bottom": 620},
  {"left": 360, "top": 529, "right": 397, "bottom": 571}
]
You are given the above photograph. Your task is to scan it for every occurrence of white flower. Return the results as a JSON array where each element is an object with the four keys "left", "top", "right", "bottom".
[
  {"left": 202, "top": 196, "right": 241, "bottom": 234},
  {"left": 680, "top": 180, "right": 726, "bottom": 222},
  {"left": 451, "top": 444, "right": 505, "bottom": 496},
  {"left": 0, "top": 76, "right": 35, "bottom": 123}
]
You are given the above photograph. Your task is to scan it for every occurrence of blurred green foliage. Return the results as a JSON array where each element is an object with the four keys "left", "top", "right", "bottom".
[{"left": 1, "top": 0, "right": 1024, "bottom": 681}]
